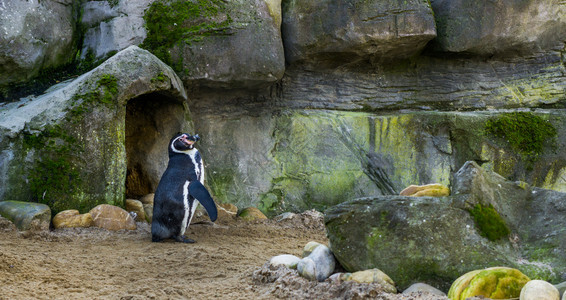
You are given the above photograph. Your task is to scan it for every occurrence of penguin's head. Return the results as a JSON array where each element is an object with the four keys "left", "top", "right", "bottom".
[{"left": 169, "top": 132, "right": 200, "bottom": 154}]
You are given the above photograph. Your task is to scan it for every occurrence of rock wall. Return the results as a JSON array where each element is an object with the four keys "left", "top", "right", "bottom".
[
  {"left": 0, "top": 0, "right": 79, "bottom": 91},
  {"left": 0, "top": 0, "right": 565, "bottom": 215}
]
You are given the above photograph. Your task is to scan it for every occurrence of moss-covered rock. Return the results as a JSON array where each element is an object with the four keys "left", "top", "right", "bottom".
[
  {"left": 325, "top": 161, "right": 566, "bottom": 291},
  {"left": 0, "top": 200, "right": 51, "bottom": 231},
  {"left": 140, "top": 0, "right": 285, "bottom": 89},
  {"left": 325, "top": 196, "right": 527, "bottom": 291},
  {"left": 447, "top": 267, "right": 530, "bottom": 300},
  {"left": 238, "top": 207, "right": 267, "bottom": 221},
  {"left": 485, "top": 112, "right": 557, "bottom": 163},
  {"left": 0, "top": 46, "right": 190, "bottom": 215}
]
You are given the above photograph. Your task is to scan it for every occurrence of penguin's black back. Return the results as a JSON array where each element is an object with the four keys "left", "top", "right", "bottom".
[{"left": 152, "top": 152, "right": 199, "bottom": 240}]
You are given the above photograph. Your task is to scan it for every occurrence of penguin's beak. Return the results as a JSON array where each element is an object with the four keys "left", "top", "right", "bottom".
[{"left": 180, "top": 134, "right": 193, "bottom": 147}]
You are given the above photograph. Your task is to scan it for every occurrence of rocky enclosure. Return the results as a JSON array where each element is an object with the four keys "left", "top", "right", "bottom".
[
  {"left": 1, "top": 0, "right": 566, "bottom": 295},
  {"left": 1, "top": 0, "right": 565, "bottom": 214}
]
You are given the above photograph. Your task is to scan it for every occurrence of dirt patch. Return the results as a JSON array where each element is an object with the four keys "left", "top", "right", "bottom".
[{"left": 0, "top": 213, "right": 448, "bottom": 299}]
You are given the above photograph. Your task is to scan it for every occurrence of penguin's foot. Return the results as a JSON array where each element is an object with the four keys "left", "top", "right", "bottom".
[
  {"left": 175, "top": 235, "right": 196, "bottom": 243},
  {"left": 151, "top": 236, "right": 163, "bottom": 243}
]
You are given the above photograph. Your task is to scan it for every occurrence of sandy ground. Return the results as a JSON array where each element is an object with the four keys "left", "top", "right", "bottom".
[{"left": 0, "top": 212, "right": 447, "bottom": 300}]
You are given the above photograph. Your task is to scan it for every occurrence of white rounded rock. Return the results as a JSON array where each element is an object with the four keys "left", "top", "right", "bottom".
[
  {"left": 269, "top": 254, "right": 301, "bottom": 269},
  {"left": 520, "top": 280, "right": 559, "bottom": 300}
]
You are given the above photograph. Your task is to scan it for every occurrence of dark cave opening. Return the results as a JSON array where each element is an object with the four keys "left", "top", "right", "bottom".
[{"left": 125, "top": 92, "right": 187, "bottom": 199}]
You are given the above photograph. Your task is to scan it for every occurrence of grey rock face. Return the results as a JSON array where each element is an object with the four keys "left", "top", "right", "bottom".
[
  {"left": 140, "top": 0, "right": 285, "bottom": 89},
  {"left": 281, "top": 0, "right": 436, "bottom": 66},
  {"left": 0, "top": 0, "right": 78, "bottom": 88},
  {"left": 0, "top": 46, "right": 190, "bottom": 213},
  {"left": 430, "top": 0, "right": 566, "bottom": 56},
  {"left": 80, "top": 0, "right": 153, "bottom": 61},
  {"left": 280, "top": 51, "right": 566, "bottom": 111}
]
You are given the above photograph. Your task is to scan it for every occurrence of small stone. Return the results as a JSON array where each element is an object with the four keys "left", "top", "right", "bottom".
[
  {"left": 297, "top": 257, "right": 317, "bottom": 281},
  {"left": 520, "top": 280, "right": 560, "bottom": 300},
  {"left": 139, "top": 193, "right": 154, "bottom": 205},
  {"left": 328, "top": 273, "right": 343, "bottom": 284},
  {"left": 297, "top": 244, "right": 335, "bottom": 282},
  {"left": 89, "top": 204, "right": 137, "bottom": 231},
  {"left": 274, "top": 212, "right": 296, "bottom": 221},
  {"left": 303, "top": 241, "right": 323, "bottom": 257},
  {"left": 345, "top": 269, "right": 397, "bottom": 293},
  {"left": 238, "top": 207, "right": 267, "bottom": 221},
  {"left": 269, "top": 254, "right": 301, "bottom": 269},
  {"left": 403, "top": 283, "right": 446, "bottom": 297},
  {"left": 0, "top": 201, "right": 51, "bottom": 231},
  {"left": 52, "top": 210, "right": 93, "bottom": 229},
  {"left": 125, "top": 199, "right": 146, "bottom": 222},
  {"left": 399, "top": 183, "right": 450, "bottom": 197}
]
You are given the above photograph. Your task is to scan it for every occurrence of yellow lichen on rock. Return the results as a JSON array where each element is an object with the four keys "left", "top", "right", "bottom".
[
  {"left": 400, "top": 183, "right": 450, "bottom": 197},
  {"left": 448, "top": 267, "right": 530, "bottom": 300}
]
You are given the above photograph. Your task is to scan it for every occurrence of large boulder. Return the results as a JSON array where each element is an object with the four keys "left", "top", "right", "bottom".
[
  {"left": 325, "top": 161, "right": 566, "bottom": 290},
  {"left": 0, "top": 0, "right": 79, "bottom": 91},
  {"left": 140, "top": 0, "right": 285, "bottom": 89},
  {"left": 80, "top": 0, "right": 153, "bottom": 62},
  {"left": 281, "top": 0, "right": 436, "bottom": 66},
  {"left": 0, "top": 46, "right": 190, "bottom": 214},
  {"left": 430, "top": 0, "right": 566, "bottom": 56},
  {"left": 0, "top": 201, "right": 51, "bottom": 231}
]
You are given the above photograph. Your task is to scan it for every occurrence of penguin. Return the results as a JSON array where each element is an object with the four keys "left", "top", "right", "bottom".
[{"left": 151, "top": 132, "right": 217, "bottom": 243}]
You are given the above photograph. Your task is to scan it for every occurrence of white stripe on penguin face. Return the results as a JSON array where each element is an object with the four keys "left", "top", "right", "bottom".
[{"left": 171, "top": 135, "right": 196, "bottom": 155}]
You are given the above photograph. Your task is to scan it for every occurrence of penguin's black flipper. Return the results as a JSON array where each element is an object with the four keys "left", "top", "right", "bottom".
[{"left": 189, "top": 181, "right": 218, "bottom": 222}]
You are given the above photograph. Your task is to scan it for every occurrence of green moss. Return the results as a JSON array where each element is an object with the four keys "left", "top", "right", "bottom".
[
  {"left": 140, "top": 0, "right": 233, "bottom": 72},
  {"left": 485, "top": 112, "right": 557, "bottom": 162},
  {"left": 107, "top": 0, "right": 119, "bottom": 8},
  {"left": 66, "top": 74, "right": 119, "bottom": 121},
  {"left": 468, "top": 203, "right": 510, "bottom": 241},
  {"left": 450, "top": 268, "right": 530, "bottom": 300},
  {"left": 22, "top": 125, "right": 85, "bottom": 215},
  {"left": 258, "top": 191, "right": 282, "bottom": 216},
  {"left": 151, "top": 71, "right": 167, "bottom": 83},
  {"left": 97, "top": 74, "right": 118, "bottom": 105}
]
